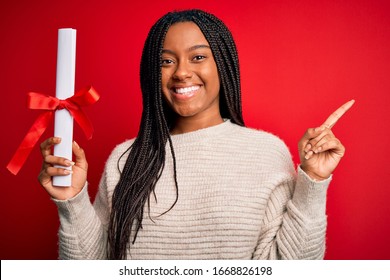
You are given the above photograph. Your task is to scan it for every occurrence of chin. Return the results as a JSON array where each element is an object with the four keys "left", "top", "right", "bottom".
[
  {"left": 173, "top": 107, "right": 200, "bottom": 118},
  {"left": 176, "top": 112, "right": 198, "bottom": 118}
]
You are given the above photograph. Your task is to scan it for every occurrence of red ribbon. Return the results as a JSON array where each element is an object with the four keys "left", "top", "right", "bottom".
[{"left": 7, "top": 86, "right": 100, "bottom": 175}]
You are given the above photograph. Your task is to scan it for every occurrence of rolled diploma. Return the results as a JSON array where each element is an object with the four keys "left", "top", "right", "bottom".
[{"left": 53, "top": 28, "right": 76, "bottom": 187}]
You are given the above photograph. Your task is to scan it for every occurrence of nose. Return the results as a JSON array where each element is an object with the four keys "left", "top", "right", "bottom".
[{"left": 172, "top": 61, "right": 192, "bottom": 81}]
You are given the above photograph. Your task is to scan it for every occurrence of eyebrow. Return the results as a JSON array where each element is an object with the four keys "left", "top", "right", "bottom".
[{"left": 162, "top": 44, "right": 211, "bottom": 55}]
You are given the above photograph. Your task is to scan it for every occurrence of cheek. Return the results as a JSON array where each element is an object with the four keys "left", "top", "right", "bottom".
[
  {"left": 161, "top": 90, "right": 172, "bottom": 107},
  {"left": 161, "top": 72, "right": 171, "bottom": 100},
  {"left": 161, "top": 71, "right": 169, "bottom": 88},
  {"left": 203, "top": 66, "right": 220, "bottom": 94}
]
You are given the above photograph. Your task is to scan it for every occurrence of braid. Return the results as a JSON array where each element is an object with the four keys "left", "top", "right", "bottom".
[{"left": 108, "top": 9, "right": 244, "bottom": 259}]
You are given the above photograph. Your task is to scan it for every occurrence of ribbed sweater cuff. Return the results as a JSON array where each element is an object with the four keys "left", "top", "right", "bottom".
[
  {"left": 292, "top": 166, "right": 332, "bottom": 220},
  {"left": 52, "top": 183, "right": 93, "bottom": 231}
]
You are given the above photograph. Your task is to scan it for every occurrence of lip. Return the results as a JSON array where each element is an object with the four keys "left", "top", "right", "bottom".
[{"left": 169, "top": 85, "right": 201, "bottom": 100}]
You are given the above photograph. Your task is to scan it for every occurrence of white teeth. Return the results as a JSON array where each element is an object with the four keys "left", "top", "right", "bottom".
[{"left": 175, "top": 86, "right": 200, "bottom": 95}]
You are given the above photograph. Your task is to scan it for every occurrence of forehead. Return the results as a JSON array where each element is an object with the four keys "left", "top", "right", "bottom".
[{"left": 163, "top": 22, "right": 209, "bottom": 49}]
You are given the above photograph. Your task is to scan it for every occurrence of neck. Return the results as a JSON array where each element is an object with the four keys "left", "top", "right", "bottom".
[{"left": 170, "top": 113, "right": 224, "bottom": 135}]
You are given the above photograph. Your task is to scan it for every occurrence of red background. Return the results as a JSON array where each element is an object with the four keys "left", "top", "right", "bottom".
[{"left": 1, "top": 0, "right": 389, "bottom": 260}]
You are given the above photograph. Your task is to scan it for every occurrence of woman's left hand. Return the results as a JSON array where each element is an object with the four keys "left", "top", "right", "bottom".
[{"left": 299, "top": 100, "right": 355, "bottom": 181}]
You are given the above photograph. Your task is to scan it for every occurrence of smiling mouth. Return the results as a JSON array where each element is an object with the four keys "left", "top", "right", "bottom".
[{"left": 173, "top": 85, "right": 200, "bottom": 96}]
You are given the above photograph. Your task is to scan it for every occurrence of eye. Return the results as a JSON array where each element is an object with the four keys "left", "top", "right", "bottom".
[
  {"left": 192, "top": 55, "right": 206, "bottom": 61},
  {"left": 161, "top": 59, "right": 174, "bottom": 65}
]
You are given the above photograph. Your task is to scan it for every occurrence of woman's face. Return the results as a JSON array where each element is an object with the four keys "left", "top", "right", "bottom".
[{"left": 161, "top": 22, "right": 221, "bottom": 122}]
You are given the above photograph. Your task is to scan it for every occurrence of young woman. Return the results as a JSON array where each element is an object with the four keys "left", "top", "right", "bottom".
[{"left": 38, "top": 9, "right": 353, "bottom": 260}]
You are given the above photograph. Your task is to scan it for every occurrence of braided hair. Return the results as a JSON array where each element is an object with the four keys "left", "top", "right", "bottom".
[{"left": 108, "top": 9, "right": 245, "bottom": 259}]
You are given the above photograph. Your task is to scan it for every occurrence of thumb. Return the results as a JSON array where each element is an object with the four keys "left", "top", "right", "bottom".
[
  {"left": 299, "top": 126, "right": 326, "bottom": 149},
  {"left": 72, "top": 141, "right": 87, "bottom": 169}
]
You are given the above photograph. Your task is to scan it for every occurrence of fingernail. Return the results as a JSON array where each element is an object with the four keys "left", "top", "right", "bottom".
[
  {"left": 305, "top": 151, "right": 313, "bottom": 160},
  {"left": 64, "top": 160, "right": 75, "bottom": 166},
  {"left": 64, "top": 169, "right": 73, "bottom": 175},
  {"left": 73, "top": 141, "right": 80, "bottom": 149}
]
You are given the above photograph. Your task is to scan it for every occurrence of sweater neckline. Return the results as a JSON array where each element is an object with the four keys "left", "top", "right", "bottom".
[{"left": 170, "top": 119, "right": 233, "bottom": 144}]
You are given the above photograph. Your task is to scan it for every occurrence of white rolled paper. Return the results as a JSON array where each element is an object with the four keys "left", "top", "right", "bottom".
[{"left": 53, "top": 28, "right": 76, "bottom": 187}]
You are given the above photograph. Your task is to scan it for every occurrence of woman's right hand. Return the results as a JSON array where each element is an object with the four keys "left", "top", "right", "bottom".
[{"left": 38, "top": 137, "right": 88, "bottom": 200}]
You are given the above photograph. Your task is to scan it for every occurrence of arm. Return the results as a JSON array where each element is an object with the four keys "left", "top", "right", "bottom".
[
  {"left": 38, "top": 137, "right": 110, "bottom": 259},
  {"left": 254, "top": 100, "right": 354, "bottom": 259},
  {"left": 253, "top": 166, "right": 331, "bottom": 259},
  {"left": 52, "top": 172, "right": 110, "bottom": 260}
]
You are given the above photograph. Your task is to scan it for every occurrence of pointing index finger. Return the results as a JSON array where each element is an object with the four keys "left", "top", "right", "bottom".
[{"left": 322, "top": 99, "right": 355, "bottom": 129}]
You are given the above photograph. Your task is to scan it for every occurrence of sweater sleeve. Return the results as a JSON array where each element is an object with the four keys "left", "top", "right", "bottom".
[
  {"left": 52, "top": 169, "right": 110, "bottom": 260},
  {"left": 253, "top": 148, "right": 331, "bottom": 259}
]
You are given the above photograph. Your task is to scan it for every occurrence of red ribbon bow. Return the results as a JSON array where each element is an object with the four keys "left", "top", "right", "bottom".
[{"left": 7, "top": 86, "right": 100, "bottom": 175}]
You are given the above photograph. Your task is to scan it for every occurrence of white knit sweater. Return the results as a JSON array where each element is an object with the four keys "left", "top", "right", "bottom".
[{"left": 53, "top": 120, "right": 331, "bottom": 259}]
